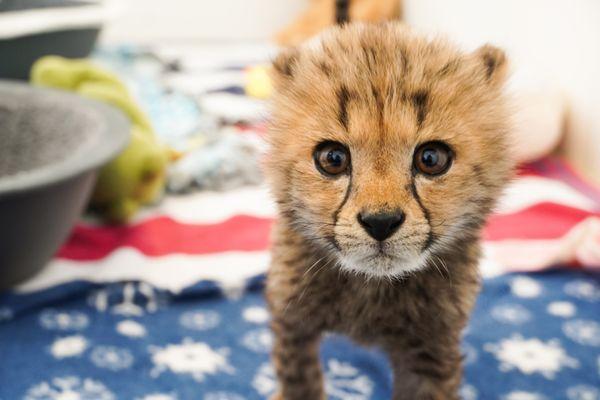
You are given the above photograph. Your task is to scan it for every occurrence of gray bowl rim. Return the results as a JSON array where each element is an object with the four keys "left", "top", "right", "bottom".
[{"left": 0, "top": 79, "right": 130, "bottom": 196}]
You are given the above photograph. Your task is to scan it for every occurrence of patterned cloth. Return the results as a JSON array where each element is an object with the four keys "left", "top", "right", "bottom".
[{"left": 1, "top": 271, "right": 599, "bottom": 400}]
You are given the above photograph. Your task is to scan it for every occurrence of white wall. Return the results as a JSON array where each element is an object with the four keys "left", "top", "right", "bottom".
[
  {"left": 403, "top": 0, "right": 600, "bottom": 184},
  {"left": 101, "top": 0, "right": 307, "bottom": 43}
]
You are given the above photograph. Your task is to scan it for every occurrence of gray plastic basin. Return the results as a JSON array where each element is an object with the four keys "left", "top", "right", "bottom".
[{"left": 0, "top": 80, "right": 129, "bottom": 290}]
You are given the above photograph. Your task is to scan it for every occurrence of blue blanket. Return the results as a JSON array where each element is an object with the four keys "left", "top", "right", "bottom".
[{"left": 1, "top": 270, "right": 598, "bottom": 400}]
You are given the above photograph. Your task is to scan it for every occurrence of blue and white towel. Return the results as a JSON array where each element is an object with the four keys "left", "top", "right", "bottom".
[{"left": 1, "top": 270, "right": 598, "bottom": 400}]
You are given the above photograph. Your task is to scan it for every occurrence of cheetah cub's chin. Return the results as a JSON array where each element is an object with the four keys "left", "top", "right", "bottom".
[{"left": 266, "top": 22, "right": 513, "bottom": 400}]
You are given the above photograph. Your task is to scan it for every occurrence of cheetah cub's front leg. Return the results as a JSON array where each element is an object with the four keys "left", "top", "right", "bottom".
[
  {"left": 270, "top": 328, "right": 325, "bottom": 400},
  {"left": 385, "top": 335, "right": 464, "bottom": 400},
  {"left": 266, "top": 248, "right": 329, "bottom": 400}
]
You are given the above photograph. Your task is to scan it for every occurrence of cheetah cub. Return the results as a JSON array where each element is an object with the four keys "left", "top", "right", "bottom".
[{"left": 265, "top": 23, "right": 513, "bottom": 400}]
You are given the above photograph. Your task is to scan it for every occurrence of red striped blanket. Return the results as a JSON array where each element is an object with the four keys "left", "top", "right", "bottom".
[{"left": 17, "top": 157, "right": 600, "bottom": 293}]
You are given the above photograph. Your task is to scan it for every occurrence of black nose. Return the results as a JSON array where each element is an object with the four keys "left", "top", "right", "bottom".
[{"left": 357, "top": 211, "right": 405, "bottom": 241}]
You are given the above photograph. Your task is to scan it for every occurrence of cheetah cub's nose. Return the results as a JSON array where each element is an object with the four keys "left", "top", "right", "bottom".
[{"left": 357, "top": 211, "right": 405, "bottom": 242}]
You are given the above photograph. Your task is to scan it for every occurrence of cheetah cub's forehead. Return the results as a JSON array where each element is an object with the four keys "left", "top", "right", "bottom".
[
  {"left": 267, "top": 23, "right": 513, "bottom": 278},
  {"left": 270, "top": 23, "right": 508, "bottom": 137}
]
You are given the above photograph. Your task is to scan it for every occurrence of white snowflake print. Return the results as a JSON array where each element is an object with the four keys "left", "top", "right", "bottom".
[
  {"left": 40, "top": 309, "right": 89, "bottom": 331},
  {"left": 149, "top": 338, "right": 234, "bottom": 382},
  {"left": 242, "top": 306, "right": 270, "bottom": 324},
  {"left": 90, "top": 346, "right": 134, "bottom": 371},
  {"left": 460, "top": 384, "right": 478, "bottom": 400},
  {"left": 116, "top": 320, "right": 147, "bottom": 338},
  {"left": 0, "top": 306, "right": 13, "bottom": 322},
  {"left": 219, "top": 282, "right": 246, "bottom": 300},
  {"left": 484, "top": 334, "right": 579, "bottom": 378},
  {"left": 564, "top": 279, "right": 600, "bottom": 302},
  {"left": 563, "top": 319, "right": 600, "bottom": 347},
  {"left": 502, "top": 391, "right": 547, "bottom": 400},
  {"left": 252, "top": 363, "right": 278, "bottom": 397},
  {"left": 179, "top": 310, "right": 220, "bottom": 331},
  {"left": 204, "top": 392, "right": 245, "bottom": 400},
  {"left": 136, "top": 393, "right": 177, "bottom": 400},
  {"left": 462, "top": 342, "right": 478, "bottom": 366},
  {"left": 89, "top": 282, "right": 168, "bottom": 316},
  {"left": 511, "top": 277, "right": 542, "bottom": 298},
  {"left": 252, "top": 359, "right": 373, "bottom": 400},
  {"left": 566, "top": 385, "right": 600, "bottom": 400},
  {"left": 241, "top": 328, "right": 273, "bottom": 353},
  {"left": 547, "top": 301, "right": 576, "bottom": 318},
  {"left": 50, "top": 335, "right": 88, "bottom": 359},
  {"left": 24, "top": 376, "right": 114, "bottom": 400},
  {"left": 491, "top": 304, "right": 532, "bottom": 324}
]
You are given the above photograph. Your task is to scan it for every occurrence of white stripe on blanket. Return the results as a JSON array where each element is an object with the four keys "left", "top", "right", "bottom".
[
  {"left": 496, "top": 176, "right": 598, "bottom": 214},
  {"left": 17, "top": 249, "right": 270, "bottom": 294}
]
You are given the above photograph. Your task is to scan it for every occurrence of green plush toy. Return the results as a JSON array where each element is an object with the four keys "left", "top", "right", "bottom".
[{"left": 31, "top": 56, "right": 169, "bottom": 223}]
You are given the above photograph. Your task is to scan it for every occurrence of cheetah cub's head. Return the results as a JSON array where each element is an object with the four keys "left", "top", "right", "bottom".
[{"left": 267, "top": 23, "right": 514, "bottom": 278}]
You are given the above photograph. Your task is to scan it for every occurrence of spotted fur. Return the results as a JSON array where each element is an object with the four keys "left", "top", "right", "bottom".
[{"left": 266, "top": 23, "right": 514, "bottom": 400}]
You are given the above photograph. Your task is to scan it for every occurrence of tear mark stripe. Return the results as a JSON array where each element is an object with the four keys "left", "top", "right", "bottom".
[
  {"left": 331, "top": 172, "right": 353, "bottom": 252},
  {"left": 409, "top": 180, "right": 435, "bottom": 251},
  {"left": 333, "top": 174, "right": 353, "bottom": 226}
]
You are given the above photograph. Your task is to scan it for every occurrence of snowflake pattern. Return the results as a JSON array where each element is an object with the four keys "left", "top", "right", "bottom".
[
  {"left": 50, "top": 335, "right": 88, "bottom": 359},
  {"left": 460, "top": 384, "right": 478, "bottom": 400},
  {"left": 563, "top": 319, "right": 600, "bottom": 347},
  {"left": 204, "top": 392, "right": 245, "bottom": 400},
  {"left": 252, "top": 359, "right": 373, "bottom": 400},
  {"left": 24, "top": 376, "right": 114, "bottom": 400},
  {"left": 0, "top": 307, "right": 13, "bottom": 322},
  {"left": 90, "top": 346, "right": 134, "bottom": 371},
  {"left": 547, "top": 301, "right": 576, "bottom": 318},
  {"left": 39, "top": 310, "right": 89, "bottom": 331},
  {"left": 1, "top": 271, "right": 597, "bottom": 399},
  {"left": 179, "top": 310, "right": 220, "bottom": 331},
  {"left": 242, "top": 306, "right": 270, "bottom": 324},
  {"left": 502, "top": 391, "right": 547, "bottom": 400},
  {"left": 88, "top": 283, "right": 169, "bottom": 316},
  {"left": 116, "top": 320, "right": 147, "bottom": 338},
  {"left": 241, "top": 328, "right": 272, "bottom": 353},
  {"left": 136, "top": 393, "right": 177, "bottom": 400},
  {"left": 491, "top": 303, "right": 532, "bottom": 324},
  {"left": 511, "top": 277, "right": 542, "bottom": 298},
  {"left": 149, "top": 339, "right": 234, "bottom": 381},
  {"left": 462, "top": 342, "right": 479, "bottom": 366},
  {"left": 564, "top": 280, "right": 600, "bottom": 302},
  {"left": 485, "top": 334, "right": 579, "bottom": 378},
  {"left": 566, "top": 385, "right": 600, "bottom": 400}
]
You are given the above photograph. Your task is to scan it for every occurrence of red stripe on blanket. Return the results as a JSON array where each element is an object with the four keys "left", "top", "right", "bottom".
[
  {"left": 57, "top": 215, "right": 273, "bottom": 260},
  {"left": 58, "top": 203, "right": 597, "bottom": 261},
  {"left": 484, "top": 202, "right": 598, "bottom": 240}
]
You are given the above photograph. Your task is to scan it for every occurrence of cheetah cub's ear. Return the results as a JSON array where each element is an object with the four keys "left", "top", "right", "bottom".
[
  {"left": 473, "top": 44, "right": 508, "bottom": 86},
  {"left": 271, "top": 47, "right": 300, "bottom": 87}
]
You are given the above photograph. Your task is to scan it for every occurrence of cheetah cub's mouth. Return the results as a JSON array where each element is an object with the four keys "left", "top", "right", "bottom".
[{"left": 267, "top": 23, "right": 512, "bottom": 278}]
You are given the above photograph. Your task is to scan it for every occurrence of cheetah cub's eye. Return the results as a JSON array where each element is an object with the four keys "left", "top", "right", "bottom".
[
  {"left": 414, "top": 141, "right": 453, "bottom": 176},
  {"left": 314, "top": 141, "right": 351, "bottom": 177}
]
